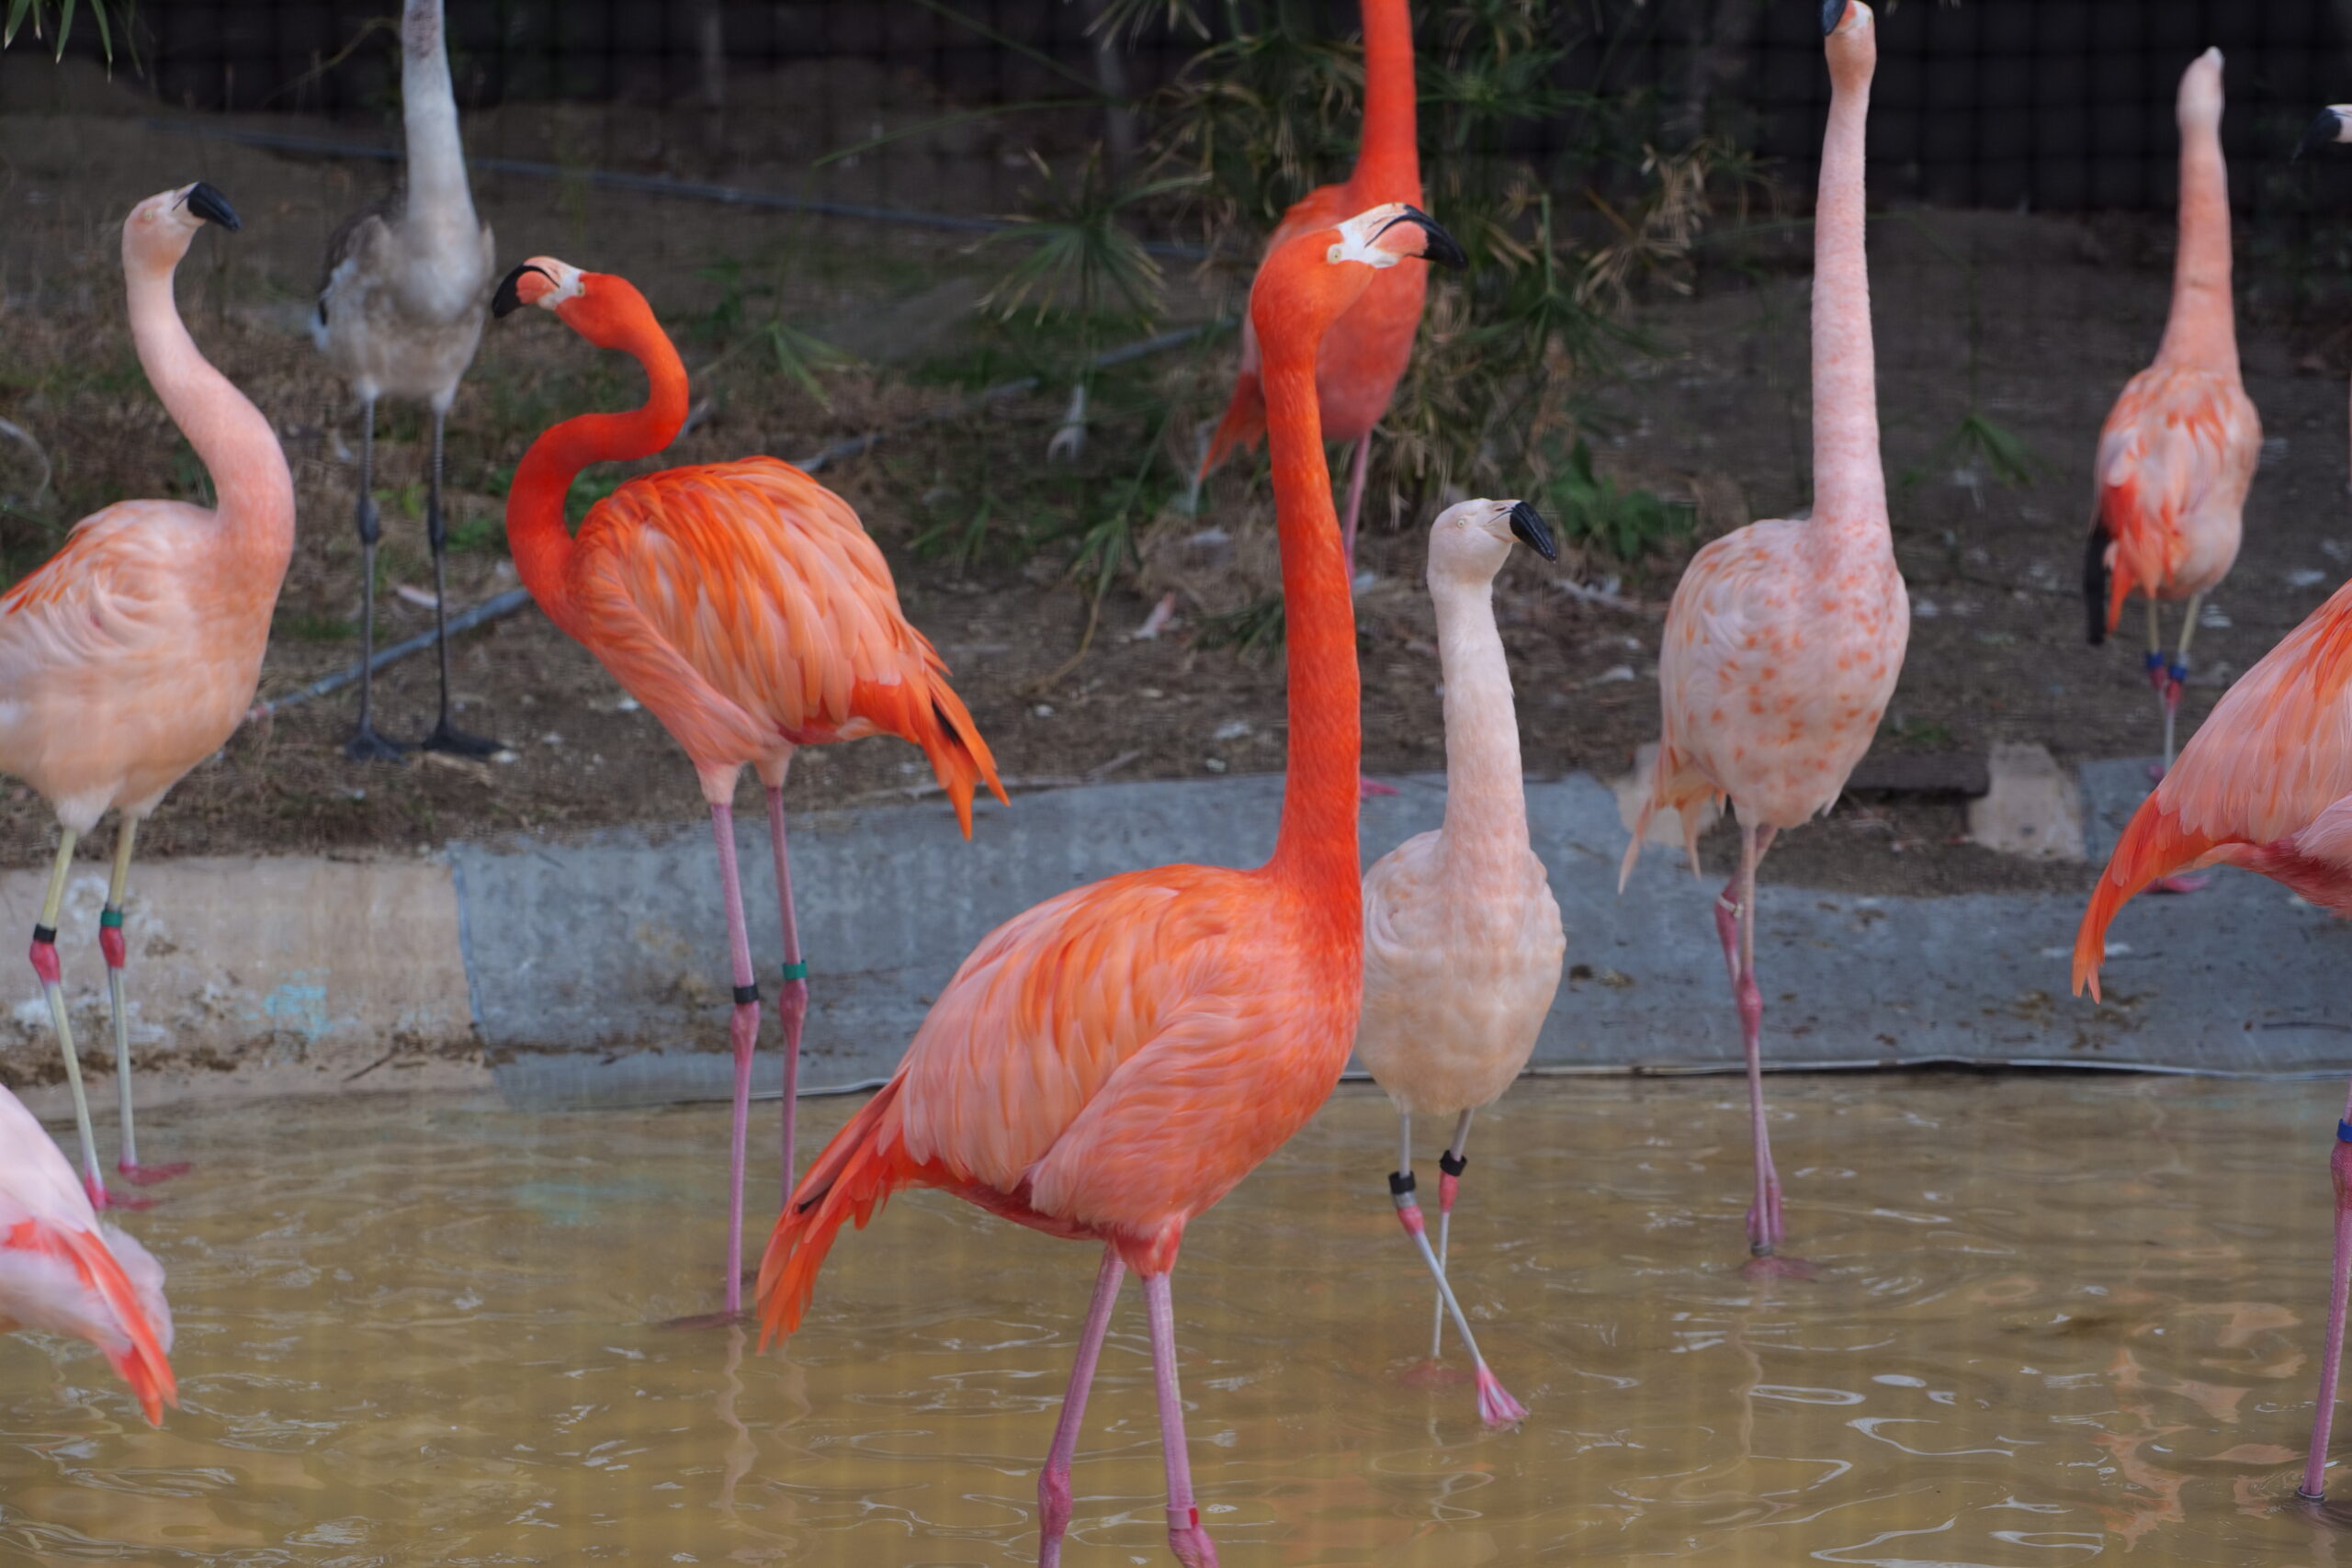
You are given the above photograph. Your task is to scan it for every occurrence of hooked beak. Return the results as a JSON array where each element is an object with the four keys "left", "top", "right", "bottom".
[
  {"left": 1507, "top": 500, "right": 1558, "bottom": 562},
  {"left": 184, "top": 183, "right": 241, "bottom": 231},
  {"left": 1375, "top": 205, "right": 1468, "bottom": 272},
  {"left": 2297, "top": 107, "right": 2345, "bottom": 161},
  {"left": 492, "top": 263, "right": 552, "bottom": 319},
  {"left": 1820, "top": 0, "right": 1848, "bottom": 35}
]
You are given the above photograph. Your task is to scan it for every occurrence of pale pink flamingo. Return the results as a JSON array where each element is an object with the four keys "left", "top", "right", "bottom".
[
  {"left": 757, "top": 204, "right": 1465, "bottom": 1568},
  {"left": 0, "top": 1085, "right": 175, "bottom": 1426},
  {"left": 2081, "top": 48, "right": 2259, "bottom": 784},
  {"left": 491, "top": 258, "right": 1006, "bottom": 1323},
  {"left": 1357, "top": 496, "right": 1560, "bottom": 1425},
  {"left": 1, "top": 183, "right": 289, "bottom": 1208},
  {"left": 1620, "top": 1, "right": 1905, "bottom": 1270}
]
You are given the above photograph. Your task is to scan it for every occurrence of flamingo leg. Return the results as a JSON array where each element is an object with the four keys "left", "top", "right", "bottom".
[
  {"left": 2147, "top": 596, "right": 2213, "bottom": 892},
  {"left": 763, "top": 784, "right": 808, "bottom": 1202},
  {"left": 2301, "top": 1095, "right": 2352, "bottom": 1501},
  {"left": 102, "top": 820, "right": 184, "bottom": 1187},
  {"left": 345, "top": 395, "right": 405, "bottom": 763},
  {"left": 1339, "top": 433, "right": 1372, "bottom": 576},
  {"left": 1734, "top": 823, "right": 1784, "bottom": 1256},
  {"left": 1430, "top": 1109, "right": 1474, "bottom": 1359},
  {"left": 1389, "top": 1160, "right": 1526, "bottom": 1427},
  {"left": 29, "top": 831, "right": 106, "bottom": 1208},
  {"left": 422, "top": 403, "right": 502, "bottom": 758},
  {"left": 1039, "top": 1245, "right": 1125, "bottom": 1568},
  {"left": 1143, "top": 1271, "right": 1222, "bottom": 1567},
  {"left": 709, "top": 802, "right": 763, "bottom": 1320}
]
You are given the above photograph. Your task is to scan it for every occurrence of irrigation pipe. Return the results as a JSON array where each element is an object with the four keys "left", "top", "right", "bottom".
[
  {"left": 145, "top": 119, "right": 1214, "bottom": 262},
  {"left": 244, "top": 317, "right": 1232, "bottom": 723}
]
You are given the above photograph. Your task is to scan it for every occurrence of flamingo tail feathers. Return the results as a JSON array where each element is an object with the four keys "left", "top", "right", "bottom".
[
  {"left": 1198, "top": 370, "right": 1268, "bottom": 483},
  {"left": 919, "top": 688, "right": 1008, "bottom": 839},
  {"left": 754, "top": 1077, "right": 919, "bottom": 1348},
  {"left": 2083, "top": 510, "right": 2116, "bottom": 645},
  {"left": 2073, "top": 801, "right": 2219, "bottom": 1002},
  {"left": 28, "top": 1223, "right": 176, "bottom": 1425}
]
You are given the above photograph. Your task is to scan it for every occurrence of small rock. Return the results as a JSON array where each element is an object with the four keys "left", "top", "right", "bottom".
[
  {"left": 1966, "top": 742, "right": 2084, "bottom": 862},
  {"left": 1204, "top": 757, "right": 1228, "bottom": 773}
]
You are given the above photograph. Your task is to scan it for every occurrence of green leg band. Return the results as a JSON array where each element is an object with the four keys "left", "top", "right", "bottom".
[{"left": 779, "top": 961, "right": 808, "bottom": 982}]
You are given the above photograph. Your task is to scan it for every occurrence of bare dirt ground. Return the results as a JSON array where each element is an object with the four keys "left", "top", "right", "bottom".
[{"left": 5, "top": 80, "right": 2346, "bottom": 899}]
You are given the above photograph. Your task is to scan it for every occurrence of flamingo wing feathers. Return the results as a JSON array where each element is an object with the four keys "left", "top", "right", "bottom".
[
  {"left": 0, "top": 1089, "right": 176, "bottom": 1424},
  {"left": 570, "top": 459, "right": 1004, "bottom": 827},
  {"left": 2088, "top": 366, "right": 2258, "bottom": 632},
  {"left": 2075, "top": 581, "right": 2352, "bottom": 996}
]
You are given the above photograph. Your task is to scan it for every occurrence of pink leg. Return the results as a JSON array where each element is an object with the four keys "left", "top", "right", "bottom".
[
  {"left": 1339, "top": 432, "right": 1371, "bottom": 576},
  {"left": 1040, "top": 1246, "right": 1126, "bottom": 1568},
  {"left": 764, "top": 786, "right": 808, "bottom": 1202},
  {"left": 1733, "top": 825, "right": 1787, "bottom": 1258},
  {"left": 28, "top": 926, "right": 111, "bottom": 1211},
  {"left": 1391, "top": 1166, "right": 1527, "bottom": 1427},
  {"left": 2301, "top": 1098, "right": 2352, "bottom": 1500},
  {"left": 1142, "top": 1271, "right": 1222, "bottom": 1567},
  {"left": 101, "top": 903, "right": 186, "bottom": 1188},
  {"left": 711, "top": 803, "right": 763, "bottom": 1321},
  {"left": 1430, "top": 1109, "right": 1473, "bottom": 1360}
]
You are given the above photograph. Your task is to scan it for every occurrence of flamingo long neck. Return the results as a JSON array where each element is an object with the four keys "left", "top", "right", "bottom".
[
  {"left": 1430, "top": 564, "right": 1530, "bottom": 874},
  {"left": 1261, "top": 319, "right": 1363, "bottom": 901},
  {"left": 1353, "top": 0, "right": 1419, "bottom": 198},
  {"left": 2156, "top": 78, "right": 2237, "bottom": 376},
  {"left": 1808, "top": 39, "right": 1885, "bottom": 536},
  {"left": 399, "top": 0, "right": 479, "bottom": 241},
  {"left": 505, "top": 307, "right": 689, "bottom": 630},
  {"left": 124, "top": 237, "right": 292, "bottom": 604}
]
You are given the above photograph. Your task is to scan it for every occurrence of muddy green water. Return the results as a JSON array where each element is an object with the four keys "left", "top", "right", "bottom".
[{"left": 4, "top": 1075, "right": 2351, "bottom": 1564}]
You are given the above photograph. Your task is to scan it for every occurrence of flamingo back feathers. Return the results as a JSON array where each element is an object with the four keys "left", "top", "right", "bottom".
[
  {"left": 570, "top": 459, "right": 1004, "bottom": 829},
  {"left": 2086, "top": 364, "right": 2258, "bottom": 635}
]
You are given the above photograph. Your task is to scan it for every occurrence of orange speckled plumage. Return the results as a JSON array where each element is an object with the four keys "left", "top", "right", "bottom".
[{"left": 2086, "top": 363, "right": 2258, "bottom": 634}]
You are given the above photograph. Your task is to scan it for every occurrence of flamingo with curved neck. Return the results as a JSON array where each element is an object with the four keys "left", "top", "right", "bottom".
[{"left": 494, "top": 259, "right": 1005, "bottom": 1323}]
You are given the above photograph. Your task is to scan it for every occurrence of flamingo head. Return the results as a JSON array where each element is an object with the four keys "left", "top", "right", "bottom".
[
  {"left": 1325, "top": 202, "right": 1467, "bottom": 274},
  {"left": 1823, "top": 1, "right": 1872, "bottom": 74},
  {"left": 2177, "top": 48, "right": 2223, "bottom": 133},
  {"left": 122, "top": 183, "right": 240, "bottom": 273},
  {"left": 493, "top": 256, "right": 652, "bottom": 350},
  {"left": 1428, "top": 498, "right": 1556, "bottom": 587},
  {"left": 1253, "top": 203, "right": 1464, "bottom": 354},
  {"left": 2298, "top": 105, "right": 2352, "bottom": 161}
]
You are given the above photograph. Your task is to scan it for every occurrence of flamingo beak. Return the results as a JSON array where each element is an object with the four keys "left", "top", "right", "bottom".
[
  {"left": 1507, "top": 501, "right": 1557, "bottom": 562},
  {"left": 1821, "top": 0, "right": 1848, "bottom": 35},
  {"left": 492, "top": 264, "right": 553, "bottom": 319},
  {"left": 2298, "top": 107, "right": 2346, "bottom": 161},
  {"left": 184, "top": 183, "right": 241, "bottom": 231},
  {"left": 1374, "top": 205, "right": 1468, "bottom": 271}
]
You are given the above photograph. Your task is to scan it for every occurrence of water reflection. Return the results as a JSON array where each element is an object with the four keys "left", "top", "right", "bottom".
[{"left": 0, "top": 1075, "right": 2343, "bottom": 1562}]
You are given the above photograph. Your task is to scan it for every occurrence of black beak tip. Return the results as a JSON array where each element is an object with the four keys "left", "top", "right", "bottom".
[
  {"left": 1508, "top": 500, "right": 1558, "bottom": 562},
  {"left": 2297, "top": 108, "right": 2343, "bottom": 162},
  {"left": 1395, "top": 203, "right": 1468, "bottom": 272},
  {"left": 492, "top": 263, "right": 544, "bottom": 320},
  {"left": 1820, "top": 0, "right": 1847, "bottom": 37},
  {"left": 186, "top": 182, "right": 241, "bottom": 231}
]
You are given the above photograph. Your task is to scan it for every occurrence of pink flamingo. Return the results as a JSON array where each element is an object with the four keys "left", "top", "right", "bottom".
[
  {"left": 491, "top": 258, "right": 1006, "bottom": 1322},
  {"left": 0, "top": 183, "right": 288, "bottom": 1209},
  {"left": 1621, "top": 1, "right": 1906, "bottom": 1270},
  {"left": 1357, "top": 497, "right": 1560, "bottom": 1425},
  {"left": 2082, "top": 48, "right": 2259, "bottom": 787},
  {"left": 758, "top": 203, "right": 1464, "bottom": 1568},
  {"left": 0, "top": 1085, "right": 176, "bottom": 1426}
]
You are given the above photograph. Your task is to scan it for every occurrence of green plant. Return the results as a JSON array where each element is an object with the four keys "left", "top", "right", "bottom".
[
  {"left": 692, "top": 255, "right": 854, "bottom": 409},
  {"left": 4, "top": 0, "right": 134, "bottom": 62},
  {"left": 1894, "top": 216, "right": 2042, "bottom": 500},
  {"left": 1534, "top": 434, "right": 1695, "bottom": 562}
]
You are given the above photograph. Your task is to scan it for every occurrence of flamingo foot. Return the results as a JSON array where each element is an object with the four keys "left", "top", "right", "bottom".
[
  {"left": 345, "top": 725, "right": 410, "bottom": 764},
  {"left": 89, "top": 1180, "right": 153, "bottom": 1212},
  {"left": 1359, "top": 776, "right": 1399, "bottom": 799},
  {"left": 1397, "top": 1359, "right": 1475, "bottom": 1388},
  {"left": 1474, "top": 1363, "right": 1528, "bottom": 1428},
  {"left": 117, "top": 1159, "right": 190, "bottom": 1186},
  {"left": 1741, "top": 1252, "right": 1818, "bottom": 1281},
  {"left": 421, "top": 719, "right": 507, "bottom": 760},
  {"left": 2150, "top": 874, "right": 2211, "bottom": 895},
  {"left": 656, "top": 1310, "right": 748, "bottom": 1332},
  {"left": 1168, "top": 1511, "right": 1220, "bottom": 1568},
  {"left": 2145, "top": 761, "right": 2168, "bottom": 784}
]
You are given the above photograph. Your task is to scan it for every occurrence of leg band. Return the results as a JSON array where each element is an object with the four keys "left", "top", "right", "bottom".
[
  {"left": 779, "top": 961, "right": 808, "bottom": 982},
  {"left": 32, "top": 924, "right": 55, "bottom": 946},
  {"left": 2336, "top": 1120, "right": 2352, "bottom": 1145},
  {"left": 2167, "top": 661, "right": 2188, "bottom": 685},
  {"left": 732, "top": 983, "right": 760, "bottom": 1006},
  {"left": 1388, "top": 1170, "right": 1417, "bottom": 1199},
  {"left": 98, "top": 909, "right": 123, "bottom": 930},
  {"left": 1438, "top": 1151, "right": 1468, "bottom": 1178},
  {"left": 2143, "top": 650, "right": 2165, "bottom": 672}
]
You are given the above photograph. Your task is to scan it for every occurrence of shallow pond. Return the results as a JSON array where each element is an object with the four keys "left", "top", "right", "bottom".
[{"left": 5, "top": 1073, "right": 2351, "bottom": 1564}]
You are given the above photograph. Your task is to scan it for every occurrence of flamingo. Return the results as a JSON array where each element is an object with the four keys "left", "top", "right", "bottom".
[
  {"left": 1198, "top": 0, "right": 1420, "bottom": 575},
  {"left": 1620, "top": 0, "right": 1905, "bottom": 1271},
  {"left": 755, "top": 203, "right": 1465, "bottom": 1568},
  {"left": 1, "top": 183, "right": 288, "bottom": 1209},
  {"left": 2081, "top": 48, "right": 2259, "bottom": 785},
  {"left": 489, "top": 257, "right": 1007, "bottom": 1324},
  {"left": 314, "top": 0, "right": 501, "bottom": 761},
  {"left": 0, "top": 1086, "right": 175, "bottom": 1426},
  {"left": 1356, "top": 496, "right": 1561, "bottom": 1425}
]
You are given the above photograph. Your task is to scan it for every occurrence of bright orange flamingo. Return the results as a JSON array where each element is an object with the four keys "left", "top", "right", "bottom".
[
  {"left": 0, "top": 1085, "right": 176, "bottom": 1426},
  {"left": 2, "top": 183, "right": 288, "bottom": 1210},
  {"left": 1199, "top": 0, "right": 1420, "bottom": 573},
  {"left": 491, "top": 259, "right": 1006, "bottom": 1323},
  {"left": 756, "top": 204, "right": 1464, "bottom": 1568},
  {"left": 2082, "top": 48, "right": 2259, "bottom": 789},
  {"left": 1620, "top": 1, "right": 1905, "bottom": 1273}
]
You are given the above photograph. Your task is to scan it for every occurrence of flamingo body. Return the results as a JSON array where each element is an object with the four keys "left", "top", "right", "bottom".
[
  {"left": 0, "top": 1087, "right": 175, "bottom": 1425},
  {"left": 2086, "top": 363, "right": 2257, "bottom": 635}
]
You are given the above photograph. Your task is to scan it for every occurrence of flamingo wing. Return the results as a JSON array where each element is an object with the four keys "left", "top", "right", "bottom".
[
  {"left": 570, "top": 459, "right": 1003, "bottom": 824},
  {"left": 2086, "top": 366, "right": 2258, "bottom": 636},
  {"left": 0, "top": 503, "right": 205, "bottom": 680}
]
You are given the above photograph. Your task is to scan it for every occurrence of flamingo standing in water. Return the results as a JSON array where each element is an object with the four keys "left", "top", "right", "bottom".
[
  {"left": 2082, "top": 48, "right": 2259, "bottom": 782},
  {"left": 1621, "top": 0, "right": 1905, "bottom": 1270},
  {"left": 1357, "top": 496, "right": 1561, "bottom": 1424},
  {"left": 1199, "top": 0, "right": 1421, "bottom": 573},
  {"left": 1, "top": 184, "right": 289, "bottom": 1209},
  {"left": 491, "top": 258, "right": 1005, "bottom": 1323},
  {"left": 0, "top": 1086, "right": 175, "bottom": 1426},
  {"left": 757, "top": 203, "right": 1465, "bottom": 1568},
  {"left": 314, "top": 0, "right": 501, "bottom": 761}
]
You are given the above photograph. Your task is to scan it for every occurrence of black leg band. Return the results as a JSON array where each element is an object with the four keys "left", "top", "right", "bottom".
[
  {"left": 31, "top": 924, "right": 55, "bottom": 946},
  {"left": 1439, "top": 1151, "right": 1467, "bottom": 1178},
  {"left": 1387, "top": 1170, "right": 1416, "bottom": 1197},
  {"left": 732, "top": 983, "right": 760, "bottom": 1006}
]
